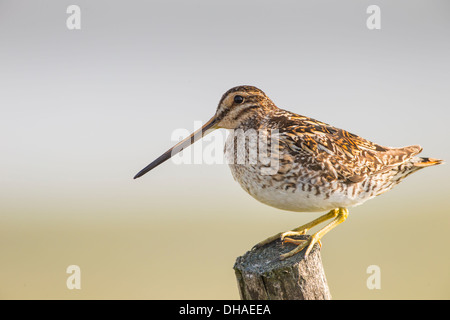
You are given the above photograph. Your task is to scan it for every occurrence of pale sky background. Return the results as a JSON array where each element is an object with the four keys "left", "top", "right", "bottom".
[{"left": 0, "top": 0, "right": 449, "bottom": 299}]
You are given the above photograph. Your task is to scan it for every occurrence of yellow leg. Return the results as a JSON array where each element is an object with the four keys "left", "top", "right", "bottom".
[
  {"left": 280, "top": 208, "right": 339, "bottom": 240},
  {"left": 253, "top": 208, "right": 339, "bottom": 249},
  {"left": 280, "top": 208, "right": 349, "bottom": 260}
]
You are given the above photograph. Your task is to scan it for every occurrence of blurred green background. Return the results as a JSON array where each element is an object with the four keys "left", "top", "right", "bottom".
[{"left": 0, "top": 0, "right": 449, "bottom": 299}]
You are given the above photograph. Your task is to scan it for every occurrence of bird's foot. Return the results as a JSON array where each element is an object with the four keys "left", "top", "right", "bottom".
[
  {"left": 252, "top": 208, "right": 347, "bottom": 260},
  {"left": 280, "top": 234, "right": 321, "bottom": 260},
  {"left": 252, "top": 228, "right": 309, "bottom": 250},
  {"left": 280, "top": 229, "right": 307, "bottom": 241},
  {"left": 283, "top": 236, "right": 322, "bottom": 248},
  {"left": 252, "top": 226, "right": 310, "bottom": 250},
  {"left": 280, "top": 208, "right": 348, "bottom": 260}
]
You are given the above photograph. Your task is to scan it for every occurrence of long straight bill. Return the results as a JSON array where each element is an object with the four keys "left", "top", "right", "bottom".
[{"left": 133, "top": 116, "right": 218, "bottom": 179}]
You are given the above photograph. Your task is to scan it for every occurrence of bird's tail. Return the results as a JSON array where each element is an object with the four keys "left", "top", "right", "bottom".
[{"left": 412, "top": 157, "right": 444, "bottom": 167}]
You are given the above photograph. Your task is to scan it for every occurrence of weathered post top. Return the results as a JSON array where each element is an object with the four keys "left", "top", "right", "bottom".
[{"left": 233, "top": 235, "right": 331, "bottom": 300}]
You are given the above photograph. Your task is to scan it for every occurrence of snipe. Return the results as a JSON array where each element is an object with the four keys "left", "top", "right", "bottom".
[{"left": 134, "top": 86, "right": 443, "bottom": 259}]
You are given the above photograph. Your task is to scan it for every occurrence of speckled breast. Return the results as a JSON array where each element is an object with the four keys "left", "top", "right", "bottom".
[{"left": 224, "top": 130, "right": 380, "bottom": 212}]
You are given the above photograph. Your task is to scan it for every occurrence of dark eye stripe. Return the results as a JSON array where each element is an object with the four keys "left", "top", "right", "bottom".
[{"left": 232, "top": 105, "right": 259, "bottom": 121}]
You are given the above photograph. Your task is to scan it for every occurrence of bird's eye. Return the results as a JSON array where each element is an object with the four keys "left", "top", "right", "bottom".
[{"left": 234, "top": 95, "right": 244, "bottom": 104}]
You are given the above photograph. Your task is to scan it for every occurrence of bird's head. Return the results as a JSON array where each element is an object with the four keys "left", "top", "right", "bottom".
[
  {"left": 213, "top": 85, "right": 275, "bottom": 129},
  {"left": 133, "top": 85, "right": 275, "bottom": 179}
]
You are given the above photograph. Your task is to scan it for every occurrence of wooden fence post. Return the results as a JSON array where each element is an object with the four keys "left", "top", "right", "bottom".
[{"left": 233, "top": 235, "right": 331, "bottom": 300}]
